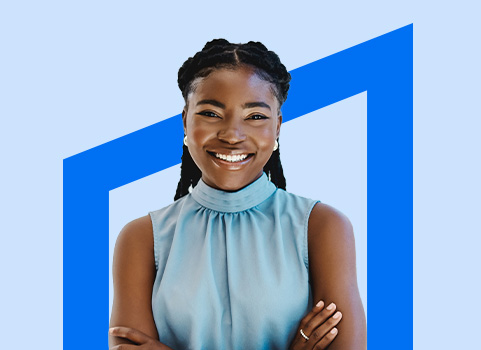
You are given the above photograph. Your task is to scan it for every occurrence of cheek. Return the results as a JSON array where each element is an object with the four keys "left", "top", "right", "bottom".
[
  {"left": 254, "top": 126, "right": 277, "bottom": 148},
  {"left": 188, "top": 122, "right": 211, "bottom": 147},
  {"left": 190, "top": 128, "right": 206, "bottom": 146}
]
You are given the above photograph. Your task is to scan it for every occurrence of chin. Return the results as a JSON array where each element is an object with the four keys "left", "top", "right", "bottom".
[{"left": 204, "top": 172, "right": 261, "bottom": 192}]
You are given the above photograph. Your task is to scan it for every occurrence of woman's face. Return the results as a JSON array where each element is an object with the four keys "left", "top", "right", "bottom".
[{"left": 183, "top": 66, "right": 282, "bottom": 191}]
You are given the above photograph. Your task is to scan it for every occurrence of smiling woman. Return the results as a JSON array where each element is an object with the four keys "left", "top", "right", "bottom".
[{"left": 109, "top": 39, "right": 366, "bottom": 350}]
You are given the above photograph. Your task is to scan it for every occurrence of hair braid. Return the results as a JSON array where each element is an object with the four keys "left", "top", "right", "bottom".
[
  {"left": 174, "top": 144, "right": 202, "bottom": 200},
  {"left": 263, "top": 139, "right": 286, "bottom": 189},
  {"left": 174, "top": 39, "right": 290, "bottom": 201}
]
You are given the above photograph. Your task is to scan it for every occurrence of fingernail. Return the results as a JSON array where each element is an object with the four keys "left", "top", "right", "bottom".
[
  {"left": 316, "top": 300, "right": 324, "bottom": 307},
  {"left": 326, "top": 303, "right": 335, "bottom": 311},
  {"left": 333, "top": 311, "right": 342, "bottom": 319},
  {"left": 331, "top": 328, "right": 338, "bottom": 334}
]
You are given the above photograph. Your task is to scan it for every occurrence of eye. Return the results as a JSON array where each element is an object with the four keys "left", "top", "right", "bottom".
[
  {"left": 197, "top": 111, "right": 221, "bottom": 118},
  {"left": 248, "top": 114, "right": 268, "bottom": 120}
]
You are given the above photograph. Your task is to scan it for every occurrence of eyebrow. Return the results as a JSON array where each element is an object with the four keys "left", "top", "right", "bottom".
[
  {"left": 196, "top": 99, "right": 225, "bottom": 109},
  {"left": 196, "top": 99, "right": 271, "bottom": 111},
  {"left": 242, "top": 101, "right": 271, "bottom": 110}
]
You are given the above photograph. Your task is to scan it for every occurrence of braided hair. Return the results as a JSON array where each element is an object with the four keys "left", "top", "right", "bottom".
[{"left": 174, "top": 39, "right": 291, "bottom": 201}]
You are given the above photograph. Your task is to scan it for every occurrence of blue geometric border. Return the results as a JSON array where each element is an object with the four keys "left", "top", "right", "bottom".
[{"left": 64, "top": 24, "right": 413, "bottom": 349}]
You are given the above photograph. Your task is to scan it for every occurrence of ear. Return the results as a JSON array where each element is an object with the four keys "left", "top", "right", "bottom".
[
  {"left": 276, "top": 114, "right": 282, "bottom": 139},
  {"left": 182, "top": 108, "right": 187, "bottom": 134}
]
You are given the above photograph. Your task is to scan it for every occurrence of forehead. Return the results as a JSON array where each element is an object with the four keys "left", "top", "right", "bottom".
[{"left": 188, "top": 67, "right": 278, "bottom": 108}]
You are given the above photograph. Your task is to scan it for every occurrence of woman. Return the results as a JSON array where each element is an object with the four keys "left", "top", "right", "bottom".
[{"left": 109, "top": 39, "right": 367, "bottom": 349}]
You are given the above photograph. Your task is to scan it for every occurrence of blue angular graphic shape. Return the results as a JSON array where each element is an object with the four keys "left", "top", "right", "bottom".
[{"left": 64, "top": 24, "right": 413, "bottom": 349}]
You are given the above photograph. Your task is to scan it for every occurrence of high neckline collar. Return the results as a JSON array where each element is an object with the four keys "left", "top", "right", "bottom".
[{"left": 191, "top": 172, "right": 276, "bottom": 213}]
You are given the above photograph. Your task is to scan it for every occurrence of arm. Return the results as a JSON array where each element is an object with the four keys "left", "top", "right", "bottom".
[
  {"left": 109, "top": 215, "right": 159, "bottom": 347},
  {"left": 308, "top": 203, "right": 367, "bottom": 350}
]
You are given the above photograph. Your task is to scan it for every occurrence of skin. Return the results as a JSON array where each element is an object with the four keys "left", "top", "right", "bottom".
[
  {"left": 109, "top": 66, "right": 366, "bottom": 349},
  {"left": 305, "top": 204, "right": 367, "bottom": 349},
  {"left": 182, "top": 66, "right": 281, "bottom": 192}
]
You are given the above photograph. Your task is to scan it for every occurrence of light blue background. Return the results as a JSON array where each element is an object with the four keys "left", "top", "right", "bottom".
[{"left": 1, "top": 1, "right": 479, "bottom": 349}]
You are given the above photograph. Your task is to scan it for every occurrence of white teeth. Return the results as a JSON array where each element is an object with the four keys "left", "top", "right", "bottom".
[{"left": 214, "top": 153, "right": 249, "bottom": 162}]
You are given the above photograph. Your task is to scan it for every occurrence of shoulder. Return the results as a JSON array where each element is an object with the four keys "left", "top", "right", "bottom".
[
  {"left": 122, "top": 214, "right": 153, "bottom": 234},
  {"left": 308, "top": 203, "right": 354, "bottom": 250},
  {"left": 307, "top": 203, "right": 357, "bottom": 289},
  {"left": 306, "top": 204, "right": 367, "bottom": 348},
  {"left": 113, "top": 215, "right": 156, "bottom": 278},
  {"left": 110, "top": 215, "right": 159, "bottom": 339},
  {"left": 115, "top": 215, "right": 154, "bottom": 254},
  {"left": 307, "top": 202, "right": 358, "bottom": 294}
]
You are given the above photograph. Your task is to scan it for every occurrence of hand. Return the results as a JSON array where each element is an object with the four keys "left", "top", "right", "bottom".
[
  {"left": 289, "top": 300, "right": 342, "bottom": 350},
  {"left": 109, "top": 327, "right": 175, "bottom": 350}
]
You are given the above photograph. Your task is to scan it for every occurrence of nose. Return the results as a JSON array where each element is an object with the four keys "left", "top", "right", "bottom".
[{"left": 217, "top": 118, "right": 246, "bottom": 144}]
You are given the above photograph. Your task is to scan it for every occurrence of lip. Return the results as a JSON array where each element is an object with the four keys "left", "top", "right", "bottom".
[
  {"left": 207, "top": 149, "right": 253, "bottom": 156},
  {"left": 207, "top": 151, "right": 255, "bottom": 169}
]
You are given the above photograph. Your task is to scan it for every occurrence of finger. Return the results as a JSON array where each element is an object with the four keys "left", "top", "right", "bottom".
[
  {"left": 313, "top": 328, "right": 338, "bottom": 350},
  {"left": 109, "top": 327, "right": 152, "bottom": 345},
  {"left": 304, "top": 300, "right": 325, "bottom": 324},
  {"left": 290, "top": 301, "right": 325, "bottom": 347},
  {"left": 296, "top": 300, "right": 325, "bottom": 333},
  {"left": 302, "top": 302, "right": 338, "bottom": 338},
  {"left": 309, "top": 311, "right": 342, "bottom": 345}
]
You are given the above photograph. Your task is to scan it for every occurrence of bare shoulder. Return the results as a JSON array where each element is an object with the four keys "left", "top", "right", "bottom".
[
  {"left": 112, "top": 214, "right": 156, "bottom": 289},
  {"left": 307, "top": 203, "right": 366, "bottom": 349},
  {"left": 307, "top": 202, "right": 357, "bottom": 284},
  {"left": 115, "top": 215, "right": 154, "bottom": 254},
  {"left": 308, "top": 203, "right": 356, "bottom": 262},
  {"left": 112, "top": 214, "right": 156, "bottom": 295},
  {"left": 110, "top": 215, "right": 158, "bottom": 341},
  {"left": 308, "top": 202, "right": 355, "bottom": 249}
]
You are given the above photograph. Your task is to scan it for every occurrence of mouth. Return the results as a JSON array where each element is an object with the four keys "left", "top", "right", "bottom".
[{"left": 207, "top": 151, "right": 254, "bottom": 163}]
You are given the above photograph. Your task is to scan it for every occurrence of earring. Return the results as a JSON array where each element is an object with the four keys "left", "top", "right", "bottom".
[
  {"left": 273, "top": 140, "right": 278, "bottom": 151},
  {"left": 183, "top": 136, "right": 189, "bottom": 147}
]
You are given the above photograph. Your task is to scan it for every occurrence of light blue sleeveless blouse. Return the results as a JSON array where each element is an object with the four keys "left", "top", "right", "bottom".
[{"left": 149, "top": 173, "right": 319, "bottom": 350}]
